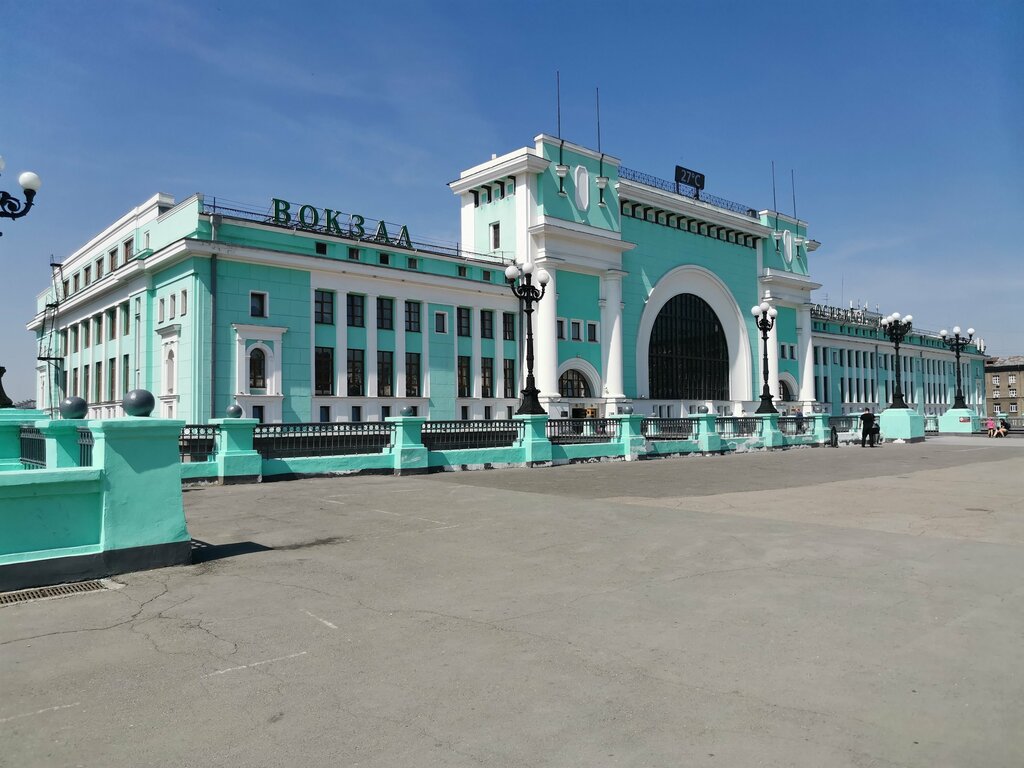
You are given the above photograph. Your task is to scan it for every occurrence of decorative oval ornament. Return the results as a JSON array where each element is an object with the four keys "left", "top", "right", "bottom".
[
  {"left": 226, "top": 403, "right": 244, "bottom": 418},
  {"left": 59, "top": 396, "right": 88, "bottom": 420},
  {"left": 123, "top": 389, "right": 156, "bottom": 417},
  {"left": 782, "top": 229, "right": 794, "bottom": 265},
  {"left": 574, "top": 165, "right": 590, "bottom": 211}
]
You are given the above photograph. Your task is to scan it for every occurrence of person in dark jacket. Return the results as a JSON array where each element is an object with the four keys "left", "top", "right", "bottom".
[{"left": 860, "top": 408, "right": 876, "bottom": 447}]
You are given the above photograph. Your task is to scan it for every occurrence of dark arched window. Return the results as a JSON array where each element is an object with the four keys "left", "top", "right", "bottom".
[
  {"left": 649, "top": 293, "right": 729, "bottom": 400},
  {"left": 249, "top": 348, "right": 266, "bottom": 389},
  {"left": 559, "top": 369, "right": 592, "bottom": 399},
  {"left": 779, "top": 380, "right": 793, "bottom": 401}
]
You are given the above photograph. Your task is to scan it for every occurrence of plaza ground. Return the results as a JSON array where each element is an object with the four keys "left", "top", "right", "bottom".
[{"left": 2, "top": 437, "right": 1023, "bottom": 767}]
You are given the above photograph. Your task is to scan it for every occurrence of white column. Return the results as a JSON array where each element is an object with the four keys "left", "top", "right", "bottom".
[
  {"left": 767, "top": 316, "right": 780, "bottom": 400},
  {"left": 471, "top": 306, "right": 482, "bottom": 399},
  {"left": 395, "top": 307, "right": 406, "bottom": 401},
  {"left": 366, "top": 295, "right": 377, "bottom": 399},
  {"left": 797, "top": 305, "right": 815, "bottom": 404},
  {"left": 601, "top": 271, "right": 625, "bottom": 401},
  {"left": 534, "top": 264, "right": 559, "bottom": 399}
]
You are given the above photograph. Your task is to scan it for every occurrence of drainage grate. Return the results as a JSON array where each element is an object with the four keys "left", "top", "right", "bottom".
[{"left": 0, "top": 580, "right": 108, "bottom": 607}]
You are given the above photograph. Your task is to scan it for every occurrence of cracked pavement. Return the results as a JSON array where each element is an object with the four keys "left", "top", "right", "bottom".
[{"left": 2, "top": 437, "right": 1023, "bottom": 767}]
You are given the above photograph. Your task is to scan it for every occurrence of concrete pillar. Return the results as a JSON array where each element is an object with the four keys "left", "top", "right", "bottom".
[
  {"left": 37, "top": 420, "right": 83, "bottom": 468},
  {"left": 601, "top": 271, "right": 626, "bottom": 403},
  {"left": 615, "top": 413, "right": 646, "bottom": 461},
  {"left": 366, "top": 295, "right": 378, "bottom": 399},
  {"left": 767, "top": 316, "right": 780, "bottom": 401},
  {"left": 693, "top": 413, "right": 722, "bottom": 454},
  {"left": 0, "top": 410, "right": 46, "bottom": 471},
  {"left": 533, "top": 266, "right": 559, "bottom": 401},
  {"left": 797, "top": 305, "right": 815, "bottom": 405},
  {"left": 387, "top": 416, "right": 429, "bottom": 475},
  {"left": 515, "top": 413, "right": 552, "bottom": 466},
  {"left": 211, "top": 418, "right": 261, "bottom": 483}
]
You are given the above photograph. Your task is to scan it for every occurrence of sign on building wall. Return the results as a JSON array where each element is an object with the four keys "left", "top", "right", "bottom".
[{"left": 271, "top": 198, "right": 412, "bottom": 249}]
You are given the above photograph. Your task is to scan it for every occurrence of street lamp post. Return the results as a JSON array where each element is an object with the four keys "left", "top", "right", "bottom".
[
  {"left": 939, "top": 325, "right": 975, "bottom": 410},
  {"left": 880, "top": 312, "right": 914, "bottom": 409},
  {"left": 750, "top": 301, "right": 778, "bottom": 414},
  {"left": 0, "top": 156, "right": 42, "bottom": 236},
  {"left": 505, "top": 262, "right": 550, "bottom": 415}
]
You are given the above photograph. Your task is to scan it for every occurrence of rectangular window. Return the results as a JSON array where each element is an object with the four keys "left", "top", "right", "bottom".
[
  {"left": 587, "top": 322, "right": 598, "bottom": 342},
  {"left": 571, "top": 320, "right": 582, "bottom": 342},
  {"left": 1011, "top": 389, "right": 1018, "bottom": 397},
  {"left": 347, "top": 349, "right": 365, "bottom": 396},
  {"left": 481, "top": 357, "right": 494, "bottom": 398},
  {"left": 503, "top": 359, "right": 516, "bottom": 398},
  {"left": 62, "top": 279, "right": 70, "bottom": 298},
  {"left": 381, "top": 406, "right": 391, "bottom": 419},
  {"left": 503, "top": 312, "right": 515, "bottom": 341},
  {"left": 458, "top": 355, "right": 471, "bottom": 397},
  {"left": 377, "top": 351, "right": 394, "bottom": 397},
  {"left": 405, "top": 301, "right": 421, "bottom": 332},
  {"left": 557, "top": 319, "right": 566, "bottom": 340},
  {"left": 94, "top": 315, "right": 102, "bottom": 342},
  {"left": 347, "top": 294, "right": 365, "bottom": 327},
  {"left": 490, "top": 222, "right": 500, "bottom": 250},
  {"left": 107, "top": 309, "right": 116, "bottom": 341},
  {"left": 457, "top": 307, "right": 471, "bottom": 337},
  {"left": 435, "top": 312, "right": 447, "bottom": 334},
  {"left": 109, "top": 248, "right": 118, "bottom": 272},
  {"left": 94, "top": 362, "right": 102, "bottom": 403},
  {"left": 60, "top": 329, "right": 68, "bottom": 355},
  {"left": 250, "top": 291, "right": 267, "bottom": 318},
  {"left": 159, "top": 298, "right": 166, "bottom": 323},
  {"left": 319, "top": 405, "right": 331, "bottom": 423},
  {"left": 351, "top": 405, "right": 362, "bottom": 422},
  {"left": 406, "top": 352, "right": 421, "bottom": 397},
  {"left": 480, "top": 310, "right": 494, "bottom": 339},
  {"left": 348, "top": 247, "right": 360, "bottom": 260},
  {"left": 379, "top": 253, "right": 390, "bottom": 266},
  {"left": 96, "top": 259, "right": 104, "bottom": 280},
  {"left": 73, "top": 274, "right": 80, "bottom": 292},
  {"left": 315, "top": 346, "right": 334, "bottom": 396},
  {"left": 72, "top": 368, "right": 80, "bottom": 398},
  {"left": 121, "top": 303, "right": 130, "bottom": 335},
  {"left": 314, "top": 290, "right": 334, "bottom": 324},
  {"left": 169, "top": 294, "right": 176, "bottom": 319},
  {"left": 181, "top": 290, "right": 187, "bottom": 316},
  {"left": 82, "top": 366, "right": 90, "bottom": 401},
  {"left": 408, "top": 257, "right": 418, "bottom": 270},
  {"left": 107, "top": 357, "right": 116, "bottom": 401},
  {"left": 1010, "top": 375, "right": 1017, "bottom": 385},
  {"left": 507, "top": 405, "right": 514, "bottom": 419},
  {"left": 814, "top": 347, "right": 819, "bottom": 365},
  {"left": 123, "top": 239, "right": 133, "bottom": 262},
  {"left": 482, "top": 270, "right": 491, "bottom": 282},
  {"left": 251, "top": 405, "right": 265, "bottom": 424},
  {"left": 484, "top": 405, "right": 492, "bottom": 420},
  {"left": 315, "top": 241, "right": 327, "bottom": 255},
  {"left": 83, "top": 321, "right": 90, "bottom": 348},
  {"left": 122, "top": 355, "right": 130, "bottom": 394},
  {"left": 461, "top": 405, "right": 469, "bottom": 421},
  {"left": 1012, "top": 404, "right": 1019, "bottom": 413},
  {"left": 84, "top": 266, "right": 92, "bottom": 286},
  {"left": 458, "top": 265, "right": 468, "bottom": 278},
  {"left": 377, "top": 297, "right": 394, "bottom": 330}
]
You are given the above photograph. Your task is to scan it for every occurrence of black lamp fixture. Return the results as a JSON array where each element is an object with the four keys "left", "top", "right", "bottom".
[
  {"left": 939, "top": 325, "right": 975, "bottom": 410},
  {"left": 505, "top": 262, "right": 550, "bottom": 415},
  {"left": 880, "top": 312, "right": 913, "bottom": 409},
  {"left": 0, "top": 155, "right": 41, "bottom": 236},
  {"left": 750, "top": 301, "right": 779, "bottom": 414}
]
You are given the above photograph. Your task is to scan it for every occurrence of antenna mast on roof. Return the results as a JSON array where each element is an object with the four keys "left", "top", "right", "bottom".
[
  {"left": 791, "top": 169, "right": 797, "bottom": 222},
  {"left": 556, "top": 71, "right": 562, "bottom": 138},
  {"left": 771, "top": 161, "right": 780, "bottom": 253}
]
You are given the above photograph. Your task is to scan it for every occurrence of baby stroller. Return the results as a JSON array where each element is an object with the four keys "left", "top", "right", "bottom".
[{"left": 871, "top": 422, "right": 882, "bottom": 446}]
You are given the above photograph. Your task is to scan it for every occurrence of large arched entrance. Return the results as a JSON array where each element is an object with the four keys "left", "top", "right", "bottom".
[{"left": 648, "top": 293, "right": 730, "bottom": 400}]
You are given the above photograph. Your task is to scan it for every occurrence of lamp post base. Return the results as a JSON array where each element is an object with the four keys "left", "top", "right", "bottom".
[
  {"left": 516, "top": 386, "right": 547, "bottom": 416},
  {"left": 754, "top": 394, "right": 778, "bottom": 415},
  {"left": 938, "top": 408, "right": 979, "bottom": 434},
  {"left": 879, "top": 407, "right": 925, "bottom": 442}
]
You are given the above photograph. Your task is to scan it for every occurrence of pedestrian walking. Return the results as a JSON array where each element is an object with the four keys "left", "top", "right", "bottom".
[
  {"left": 986, "top": 417, "right": 996, "bottom": 438},
  {"left": 860, "top": 408, "right": 876, "bottom": 447}
]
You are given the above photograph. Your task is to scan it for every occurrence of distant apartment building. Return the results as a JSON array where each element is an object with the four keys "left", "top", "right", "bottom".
[{"left": 985, "top": 356, "right": 1024, "bottom": 417}]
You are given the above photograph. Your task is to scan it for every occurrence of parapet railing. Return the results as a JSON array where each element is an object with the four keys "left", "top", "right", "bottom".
[
  {"left": 714, "top": 417, "right": 760, "bottom": 438},
  {"left": 546, "top": 418, "right": 620, "bottom": 445},
  {"left": 828, "top": 416, "right": 856, "bottom": 432},
  {"left": 78, "top": 428, "right": 94, "bottom": 466},
  {"left": 777, "top": 416, "right": 810, "bottom": 436},
  {"left": 179, "top": 424, "right": 221, "bottom": 463},
  {"left": 641, "top": 418, "right": 694, "bottom": 439},
  {"left": 19, "top": 427, "right": 46, "bottom": 470},
  {"left": 617, "top": 166, "right": 759, "bottom": 218},
  {"left": 253, "top": 422, "right": 394, "bottom": 459},
  {"left": 421, "top": 420, "right": 523, "bottom": 451}
]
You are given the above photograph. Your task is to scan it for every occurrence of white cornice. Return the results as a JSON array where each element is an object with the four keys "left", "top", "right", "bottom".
[
  {"left": 528, "top": 219, "right": 636, "bottom": 255},
  {"left": 618, "top": 180, "right": 772, "bottom": 236},
  {"left": 533, "top": 134, "right": 622, "bottom": 166},
  {"left": 759, "top": 210, "right": 807, "bottom": 228},
  {"left": 449, "top": 149, "right": 550, "bottom": 194},
  {"left": 759, "top": 269, "right": 823, "bottom": 291},
  {"left": 56, "top": 193, "right": 178, "bottom": 270},
  {"left": 232, "top": 323, "right": 288, "bottom": 338}
]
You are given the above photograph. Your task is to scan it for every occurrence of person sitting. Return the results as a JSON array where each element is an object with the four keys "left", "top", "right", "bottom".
[
  {"left": 995, "top": 418, "right": 1011, "bottom": 438},
  {"left": 986, "top": 417, "right": 997, "bottom": 437}
]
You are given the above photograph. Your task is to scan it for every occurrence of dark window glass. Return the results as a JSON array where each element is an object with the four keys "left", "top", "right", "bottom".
[
  {"left": 249, "top": 348, "right": 266, "bottom": 389},
  {"left": 559, "top": 370, "right": 592, "bottom": 398},
  {"left": 351, "top": 405, "right": 362, "bottom": 422},
  {"left": 347, "top": 349, "right": 364, "bottom": 396},
  {"left": 347, "top": 294, "right": 364, "bottom": 327},
  {"left": 315, "top": 346, "right": 334, "bottom": 395},
  {"left": 405, "top": 301, "right": 421, "bottom": 332},
  {"left": 250, "top": 292, "right": 267, "bottom": 317},
  {"left": 406, "top": 352, "right": 421, "bottom": 397},
  {"left": 481, "top": 357, "right": 493, "bottom": 398},
  {"left": 480, "top": 310, "right": 494, "bottom": 339},
  {"left": 503, "top": 313, "right": 515, "bottom": 341},
  {"left": 314, "top": 290, "right": 334, "bottom": 324},
  {"left": 457, "top": 307, "right": 471, "bottom": 337},
  {"left": 435, "top": 312, "right": 447, "bottom": 334},
  {"left": 587, "top": 323, "right": 598, "bottom": 342},
  {"left": 251, "top": 405, "right": 265, "bottom": 423},
  {"left": 503, "top": 359, "right": 516, "bottom": 398},
  {"left": 648, "top": 293, "right": 729, "bottom": 400},
  {"left": 458, "top": 356, "right": 471, "bottom": 397},
  {"left": 377, "top": 351, "right": 393, "bottom": 397},
  {"left": 319, "top": 405, "right": 331, "bottom": 422},
  {"left": 377, "top": 297, "right": 394, "bottom": 330},
  {"left": 348, "top": 247, "right": 360, "bottom": 260},
  {"left": 379, "top": 253, "right": 390, "bottom": 266}
]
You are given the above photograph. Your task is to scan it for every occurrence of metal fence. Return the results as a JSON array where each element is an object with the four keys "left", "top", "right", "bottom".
[
  {"left": 641, "top": 418, "right": 695, "bottom": 440},
  {"left": 253, "top": 422, "right": 394, "bottom": 459},
  {"left": 19, "top": 426, "right": 46, "bottom": 469},
  {"left": 421, "top": 420, "right": 523, "bottom": 451},
  {"left": 78, "top": 428, "right": 94, "bottom": 466},
  {"left": 617, "top": 166, "right": 759, "bottom": 218},
  {"left": 828, "top": 416, "right": 856, "bottom": 432},
  {"left": 546, "top": 418, "right": 620, "bottom": 445},
  {"left": 714, "top": 417, "right": 760, "bottom": 438},
  {"left": 180, "top": 425, "right": 220, "bottom": 462},
  {"left": 777, "top": 416, "right": 810, "bottom": 436}
]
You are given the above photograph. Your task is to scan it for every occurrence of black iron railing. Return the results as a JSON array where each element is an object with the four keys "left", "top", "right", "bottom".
[
  {"left": 641, "top": 418, "right": 695, "bottom": 440},
  {"left": 715, "top": 417, "right": 760, "bottom": 438},
  {"left": 78, "top": 428, "right": 94, "bottom": 466},
  {"left": 828, "top": 416, "right": 856, "bottom": 432},
  {"left": 180, "top": 425, "right": 220, "bottom": 462},
  {"left": 253, "top": 422, "right": 394, "bottom": 459},
  {"left": 546, "top": 418, "right": 620, "bottom": 445},
  {"left": 777, "top": 416, "right": 809, "bottom": 436},
  {"left": 421, "top": 420, "right": 523, "bottom": 451},
  {"left": 617, "top": 166, "right": 759, "bottom": 218},
  {"left": 19, "top": 426, "right": 46, "bottom": 469}
]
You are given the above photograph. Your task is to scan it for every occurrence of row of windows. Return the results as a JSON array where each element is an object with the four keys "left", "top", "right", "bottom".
[
  {"left": 814, "top": 374, "right": 979, "bottom": 406},
  {"left": 556, "top": 318, "right": 599, "bottom": 343},
  {"left": 470, "top": 178, "right": 515, "bottom": 207},
  {"left": 316, "top": 404, "right": 518, "bottom": 424},
  {"left": 61, "top": 237, "right": 138, "bottom": 299},
  {"left": 63, "top": 355, "right": 132, "bottom": 403},
  {"left": 991, "top": 390, "right": 1018, "bottom": 399},
  {"left": 299, "top": 348, "right": 517, "bottom": 400},
  {"left": 62, "top": 302, "right": 132, "bottom": 355},
  {"left": 157, "top": 291, "right": 188, "bottom": 323},
  {"left": 991, "top": 374, "right": 1017, "bottom": 385},
  {"left": 814, "top": 345, "right": 972, "bottom": 377}
]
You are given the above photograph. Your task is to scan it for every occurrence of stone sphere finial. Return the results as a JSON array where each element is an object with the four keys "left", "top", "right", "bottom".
[
  {"left": 697, "top": 405, "right": 709, "bottom": 414},
  {"left": 399, "top": 406, "right": 414, "bottom": 417},
  {"left": 123, "top": 389, "right": 155, "bottom": 417},
  {"left": 226, "top": 403, "right": 244, "bottom": 418},
  {"left": 622, "top": 405, "right": 633, "bottom": 415},
  {"left": 59, "top": 396, "right": 88, "bottom": 419}
]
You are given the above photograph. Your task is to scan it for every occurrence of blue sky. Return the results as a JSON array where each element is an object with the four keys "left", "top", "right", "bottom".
[{"left": 1, "top": 0, "right": 1021, "bottom": 399}]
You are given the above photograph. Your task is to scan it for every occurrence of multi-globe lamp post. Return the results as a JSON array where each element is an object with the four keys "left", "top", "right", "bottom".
[
  {"left": 505, "top": 261, "right": 550, "bottom": 415},
  {"left": 879, "top": 312, "right": 913, "bottom": 408},
  {"left": 750, "top": 301, "right": 778, "bottom": 414},
  {"left": 939, "top": 326, "right": 975, "bottom": 410}
]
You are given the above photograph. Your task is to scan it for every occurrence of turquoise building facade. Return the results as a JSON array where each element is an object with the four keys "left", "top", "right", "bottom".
[{"left": 29, "top": 134, "right": 985, "bottom": 423}]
